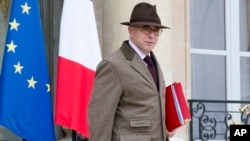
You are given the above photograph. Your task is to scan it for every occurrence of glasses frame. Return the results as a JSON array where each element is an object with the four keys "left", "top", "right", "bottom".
[{"left": 132, "top": 25, "right": 163, "bottom": 36}]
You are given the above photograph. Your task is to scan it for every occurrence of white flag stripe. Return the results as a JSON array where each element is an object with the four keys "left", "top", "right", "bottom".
[{"left": 59, "top": 0, "right": 101, "bottom": 70}]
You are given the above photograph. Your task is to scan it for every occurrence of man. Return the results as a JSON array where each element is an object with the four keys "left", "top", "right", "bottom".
[{"left": 88, "top": 2, "right": 174, "bottom": 141}]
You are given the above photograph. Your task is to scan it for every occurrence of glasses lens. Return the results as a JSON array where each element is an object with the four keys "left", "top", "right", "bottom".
[
  {"left": 142, "top": 26, "right": 162, "bottom": 36},
  {"left": 142, "top": 26, "right": 151, "bottom": 35}
]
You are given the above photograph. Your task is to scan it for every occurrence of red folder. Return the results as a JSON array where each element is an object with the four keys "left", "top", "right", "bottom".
[{"left": 165, "top": 82, "right": 191, "bottom": 132}]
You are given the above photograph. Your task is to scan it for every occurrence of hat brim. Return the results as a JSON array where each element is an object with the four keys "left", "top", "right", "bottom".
[{"left": 120, "top": 21, "right": 170, "bottom": 29}]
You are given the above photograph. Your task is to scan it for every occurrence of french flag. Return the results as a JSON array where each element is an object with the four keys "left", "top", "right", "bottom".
[{"left": 54, "top": 0, "right": 102, "bottom": 138}]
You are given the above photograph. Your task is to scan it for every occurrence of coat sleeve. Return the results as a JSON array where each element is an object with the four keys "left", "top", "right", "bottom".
[{"left": 88, "top": 60, "right": 123, "bottom": 141}]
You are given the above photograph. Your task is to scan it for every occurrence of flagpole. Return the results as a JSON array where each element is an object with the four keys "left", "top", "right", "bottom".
[
  {"left": 72, "top": 130, "right": 89, "bottom": 141},
  {"left": 72, "top": 130, "right": 76, "bottom": 141}
]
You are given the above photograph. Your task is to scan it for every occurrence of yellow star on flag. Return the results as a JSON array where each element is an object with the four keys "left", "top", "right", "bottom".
[
  {"left": 6, "top": 40, "right": 17, "bottom": 53},
  {"left": 46, "top": 84, "right": 50, "bottom": 92},
  {"left": 14, "top": 61, "right": 24, "bottom": 74},
  {"left": 21, "top": 2, "right": 31, "bottom": 14},
  {"left": 27, "top": 76, "right": 37, "bottom": 89},
  {"left": 9, "top": 18, "right": 20, "bottom": 31}
]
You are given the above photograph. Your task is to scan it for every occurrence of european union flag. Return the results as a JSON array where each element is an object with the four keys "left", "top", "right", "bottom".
[{"left": 0, "top": 0, "right": 56, "bottom": 141}]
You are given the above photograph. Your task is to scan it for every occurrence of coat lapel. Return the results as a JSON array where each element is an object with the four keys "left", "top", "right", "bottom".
[
  {"left": 153, "top": 54, "right": 165, "bottom": 95},
  {"left": 120, "top": 41, "right": 158, "bottom": 90}
]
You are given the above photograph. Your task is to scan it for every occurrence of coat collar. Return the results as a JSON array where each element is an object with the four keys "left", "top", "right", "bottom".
[{"left": 120, "top": 41, "right": 135, "bottom": 61}]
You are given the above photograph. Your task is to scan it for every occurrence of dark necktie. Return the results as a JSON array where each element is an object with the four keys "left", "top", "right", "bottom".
[{"left": 144, "top": 55, "right": 159, "bottom": 90}]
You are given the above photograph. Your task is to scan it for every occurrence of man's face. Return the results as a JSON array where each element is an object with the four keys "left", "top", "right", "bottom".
[{"left": 129, "top": 25, "right": 162, "bottom": 54}]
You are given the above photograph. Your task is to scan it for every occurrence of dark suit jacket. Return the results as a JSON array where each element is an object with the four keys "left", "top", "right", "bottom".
[{"left": 88, "top": 41, "right": 168, "bottom": 141}]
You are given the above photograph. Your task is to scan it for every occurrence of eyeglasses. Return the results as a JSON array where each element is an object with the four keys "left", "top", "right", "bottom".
[{"left": 132, "top": 25, "right": 163, "bottom": 36}]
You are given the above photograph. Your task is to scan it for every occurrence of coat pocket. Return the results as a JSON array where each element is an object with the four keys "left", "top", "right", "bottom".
[
  {"left": 130, "top": 118, "right": 151, "bottom": 133},
  {"left": 130, "top": 118, "right": 151, "bottom": 127},
  {"left": 120, "top": 134, "right": 151, "bottom": 141}
]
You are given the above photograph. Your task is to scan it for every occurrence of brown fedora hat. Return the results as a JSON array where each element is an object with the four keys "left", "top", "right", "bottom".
[{"left": 121, "top": 2, "right": 170, "bottom": 29}]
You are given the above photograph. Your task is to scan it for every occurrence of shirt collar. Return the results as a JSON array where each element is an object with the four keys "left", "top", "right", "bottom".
[{"left": 128, "top": 40, "right": 150, "bottom": 59}]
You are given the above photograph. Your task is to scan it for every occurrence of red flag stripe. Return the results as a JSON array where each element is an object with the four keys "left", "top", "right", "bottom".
[{"left": 55, "top": 57, "right": 95, "bottom": 136}]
